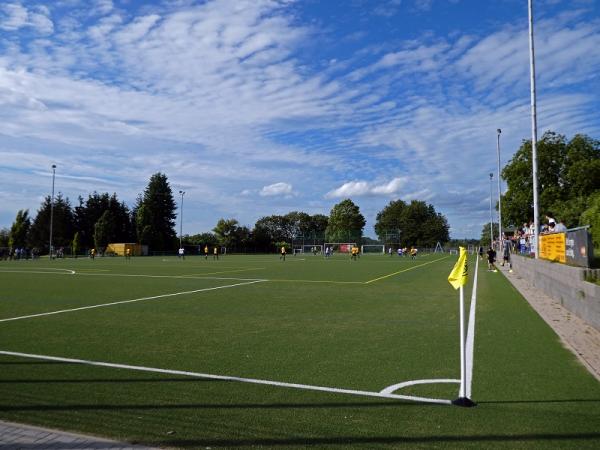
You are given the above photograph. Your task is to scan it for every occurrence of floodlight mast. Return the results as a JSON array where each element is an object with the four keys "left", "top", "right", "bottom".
[
  {"left": 489, "top": 173, "right": 494, "bottom": 248},
  {"left": 178, "top": 190, "right": 185, "bottom": 250},
  {"left": 49, "top": 164, "right": 56, "bottom": 260},
  {"left": 528, "top": 0, "right": 540, "bottom": 259},
  {"left": 496, "top": 129, "right": 502, "bottom": 244}
]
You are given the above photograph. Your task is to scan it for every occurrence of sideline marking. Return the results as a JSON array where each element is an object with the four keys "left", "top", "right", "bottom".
[
  {"left": 380, "top": 378, "right": 460, "bottom": 395},
  {"left": 0, "top": 269, "right": 75, "bottom": 275},
  {"left": 74, "top": 272, "right": 263, "bottom": 282},
  {"left": 465, "top": 255, "right": 479, "bottom": 399},
  {"left": 364, "top": 256, "right": 449, "bottom": 284},
  {"left": 0, "top": 280, "right": 266, "bottom": 323},
  {"left": 0, "top": 350, "right": 452, "bottom": 406}
]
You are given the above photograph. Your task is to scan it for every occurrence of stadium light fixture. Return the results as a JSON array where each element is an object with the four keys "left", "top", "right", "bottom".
[
  {"left": 178, "top": 190, "right": 185, "bottom": 250},
  {"left": 528, "top": 0, "right": 540, "bottom": 258},
  {"left": 496, "top": 129, "right": 502, "bottom": 244},
  {"left": 489, "top": 172, "right": 494, "bottom": 248},
  {"left": 49, "top": 164, "right": 56, "bottom": 260}
]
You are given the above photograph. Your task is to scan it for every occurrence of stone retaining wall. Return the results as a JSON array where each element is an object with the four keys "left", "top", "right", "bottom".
[{"left": 511, "top": 254, "right": 600, "bottom": 331}]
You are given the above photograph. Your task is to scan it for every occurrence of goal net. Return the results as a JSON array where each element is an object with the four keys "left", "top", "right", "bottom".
[
  {"left": 302, "top": 244, "right": 322, "bottom": 254},
  {"left": 361, "top": 244, "right": 385, "bottom": 254},
  {"left": 324, "top": 243, "right": 356, "bottom": 254},
  {"left": 293, "top": 248, "right": 303, "bottom": 256}
]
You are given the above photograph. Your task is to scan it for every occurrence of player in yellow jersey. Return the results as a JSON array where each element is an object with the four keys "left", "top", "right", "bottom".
[
  {"left": 280, "top": 246, "right": 286, "bottom": 261},
  {"left": 351, "top": 245, "right": 359, "bottom": 260},
  {"left": 213, "top": 246, "right": 219, "bottom": 260},
  {"left": 204, "top": 245, "right": 209, "bottom": 260}
]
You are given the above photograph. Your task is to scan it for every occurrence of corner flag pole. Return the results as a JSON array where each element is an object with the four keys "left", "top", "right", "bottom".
[{"left": 448, "top": 246, "right": 476, "bottom": 407}]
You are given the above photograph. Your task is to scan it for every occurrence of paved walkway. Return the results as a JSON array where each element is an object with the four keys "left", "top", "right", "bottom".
[
  {"left": 497, "top": 262, "right": 600, "bottom": 382},
  {"left": 0, "top": 420, "right": 158, "bottom": 450}
]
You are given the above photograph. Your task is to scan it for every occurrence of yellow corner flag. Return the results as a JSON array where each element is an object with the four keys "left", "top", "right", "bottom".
[{"left": 448, "top": 246, "right": 468, "bottom": 290}]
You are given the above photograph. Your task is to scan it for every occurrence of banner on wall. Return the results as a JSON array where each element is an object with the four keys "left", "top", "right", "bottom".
[{"left": 539, "top": 232, "right": 566, "bottom": 263}]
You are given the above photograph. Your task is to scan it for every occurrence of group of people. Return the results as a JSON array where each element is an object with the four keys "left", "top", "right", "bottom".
[
  {"left": 387, "top": 246, "right": 418, "bottom": 259},
  {"left": 512, "top": 214, "right": 568, "bottom": 255},
  {"left": 0, "top": 247, "right": 40, "bottom": 260}
]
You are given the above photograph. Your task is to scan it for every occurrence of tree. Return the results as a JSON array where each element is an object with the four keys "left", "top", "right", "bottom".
[
  {"left": 502, "top": 132, "right": 599, "bottom": 228},
  {"left": 374, "top": 200, "right": 449, "bottom": 247},
  {"left": 94, "top": 210, "right": 116, "bottom": 251},
  {"left": 9, "top": 209, "right": 31, "bottom": 248},
  {"left": 374, "top": 200, "right": 406, "bottom": 243},
  {"left": 213, "top": 218, "right": 241, "bottom": 250},
  {"left": 325, "top": 199, "right": 366, "bottom": 243},
  {"left": 28, "top": 194, "right": 74, "bottom": 252},
  {"left": 72, "top": 232, "right": 81, "bottom": 257},
  {"left": 580, "top": 193, "right": 600, "bottom": 249},
  {"left": 186, "top": 232, "right": 218, "bottom": 247},
  {"left": 0, "top": 228, "right": 9, "bottom": 247},
  {"left": 479, "top": 223, "right": 499, "bottom": 248},
  {"left": 135, "top": 173, "right": 177, "bottom": 251},
  {"left": 75, "top": 192, "right": 133, "bottom": 248}
]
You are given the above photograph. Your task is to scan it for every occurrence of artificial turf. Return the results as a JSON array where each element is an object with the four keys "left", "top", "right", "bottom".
[{"left": 1, "top": 253, "right": 599, "bottom": 448}]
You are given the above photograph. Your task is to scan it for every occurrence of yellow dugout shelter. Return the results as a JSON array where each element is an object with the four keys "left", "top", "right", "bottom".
[{"left": 105, "top": 243, "right": 144, "bottom": 256}]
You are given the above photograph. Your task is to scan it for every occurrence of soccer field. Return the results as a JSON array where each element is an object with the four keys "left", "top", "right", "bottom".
[{"left": 1, "top": 253, "right": 599, "bottom": 449}]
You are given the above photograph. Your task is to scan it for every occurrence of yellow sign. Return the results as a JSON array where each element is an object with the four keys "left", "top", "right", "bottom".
[{"left": 539, "top": 233, "right": 566, "bottom": 263}]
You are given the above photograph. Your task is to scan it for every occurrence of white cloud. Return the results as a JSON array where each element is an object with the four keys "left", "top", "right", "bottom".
[
  {"left": 259, "top": 182, "right": 294, "bottom": 197},
  {"left": 326, "top": 177, "right": 407, "bottom": 198},
  {"left": 0, "top": 2, "right": 53, "bottom": 34}
]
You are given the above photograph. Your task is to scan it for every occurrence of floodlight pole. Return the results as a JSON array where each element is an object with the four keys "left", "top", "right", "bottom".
[
  {"left": 489, "top": 173, "right": 494, "bottom": 248},
  {"left": 528, "top": 0, "right": 540, "bottom": 259},
  {"left": 49, "top": 164, "right": 56, "bottom": 260},
  {"left": 496, "top": 129, "right": 502, "bottom": 244},
  {"left": 178, "top": 190, "right": 185, "bottom": 250}
]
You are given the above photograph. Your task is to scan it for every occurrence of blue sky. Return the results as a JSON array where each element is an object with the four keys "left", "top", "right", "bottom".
[{"left": 0, "top": 0, "right": 599, "bottom": 239}]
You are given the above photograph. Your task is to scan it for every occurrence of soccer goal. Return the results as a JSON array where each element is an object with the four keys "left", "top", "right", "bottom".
[
  {"left": 361, "top": 244, "right": 385, "bottom": 254},
  {"left": 302, "top": 244, "right": 322, "bottom": 255},
  {"left": 324, "top": 243, "right": 356, "bottom": 253}
]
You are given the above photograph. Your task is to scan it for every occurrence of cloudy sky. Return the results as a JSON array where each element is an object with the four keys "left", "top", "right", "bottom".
[{"left": 0, "top": 0, "right": 599, "bottom": 239}]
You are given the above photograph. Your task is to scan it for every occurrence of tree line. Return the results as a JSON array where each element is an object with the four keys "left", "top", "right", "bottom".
[{"left": 1, "top": 173, "right": 450, "bottom": 255}]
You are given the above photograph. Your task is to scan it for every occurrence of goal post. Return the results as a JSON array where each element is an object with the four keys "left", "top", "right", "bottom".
[
  {"left": 302, "top": 244, "right": 322, "bottom": 254},
  {"left": 361, "top": 244, "right": 385, "bottom": 254}
]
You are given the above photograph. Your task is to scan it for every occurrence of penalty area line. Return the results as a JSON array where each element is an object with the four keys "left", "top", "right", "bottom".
[
  {"left": 0, "top": 279, "right": 266, "bottom": 323},
  {"left": 0, "top": 350, "right": 452, "bottom": 406},
  {"left": 364, "top": 256, "right": 449, "bottom": 284}
]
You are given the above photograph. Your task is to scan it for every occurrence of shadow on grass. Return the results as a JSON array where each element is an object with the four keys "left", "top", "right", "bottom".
[{"left": 159, "top": 433, "right": 600, "bottom": 448}]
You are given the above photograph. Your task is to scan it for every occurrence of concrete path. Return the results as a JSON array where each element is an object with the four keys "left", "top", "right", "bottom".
[
  {"left": 0, "top": 420, "right": 159, "bottom": 450},
  {"left": 497, "top": 262, "right": 600, "bottom": 382}
]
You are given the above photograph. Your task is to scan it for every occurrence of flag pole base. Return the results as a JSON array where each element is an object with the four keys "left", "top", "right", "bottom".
[{"left": 452, "top": 397, "right": 477, "bottom": 408}]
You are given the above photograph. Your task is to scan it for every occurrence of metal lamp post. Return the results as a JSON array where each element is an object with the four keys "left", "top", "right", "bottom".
[
  {"left": 528, "top": 0, "right": 540, "bottom": 258},
  {"left": 49, "top": 164, "right": 56, "bottom": 259},
  {"left": 178, "top": 190, "right": 185, "bottom": 250},
  {"left": 489, "top": 173, "right": 494, "bottom": 248},
  {"left": 496, "top": 129, "right": 502, "bottom": 244}
]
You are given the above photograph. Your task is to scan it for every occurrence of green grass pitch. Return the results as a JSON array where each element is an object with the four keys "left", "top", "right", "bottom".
[{"left": 1, "top": 253, "right": 599, "bottom": 449}]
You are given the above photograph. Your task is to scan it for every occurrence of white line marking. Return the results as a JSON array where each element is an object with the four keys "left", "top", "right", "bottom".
[
  {"left": 74, "top": 272, "right": 264, "bottom": 282},
  {"left": 380, "top": 378, "right": 460, "bottom": 395},
  {"left": 0, "top": 280, "right": 266, "bottom": 323},
  {"left": 465, "top": 255, "right": 480, "bottom": 399},
  {"left": 0, "top": 269, "right": 75, "bottom": 275},
  {"left": 0, "top": 350, "right": 452, "bottom": 405}
]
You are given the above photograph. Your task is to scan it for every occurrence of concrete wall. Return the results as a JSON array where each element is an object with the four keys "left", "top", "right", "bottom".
[{"left": 511, "top": 254, "right": 600, "bottom": 331}]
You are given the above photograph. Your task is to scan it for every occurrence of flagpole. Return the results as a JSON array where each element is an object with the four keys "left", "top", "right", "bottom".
[{"left": 459, "top": 285, "right": 466, "bottom": 398}]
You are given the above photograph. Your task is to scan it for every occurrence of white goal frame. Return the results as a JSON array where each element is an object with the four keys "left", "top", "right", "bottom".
[
  {"left": 302, "top": 244, "right": 322, "bottom": 254},
  {"left": 324, "top": 243, "right": 356, "bottom": 254},
  {"left": 361, "top": 244, "right": 385, "bottom": 254}
]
